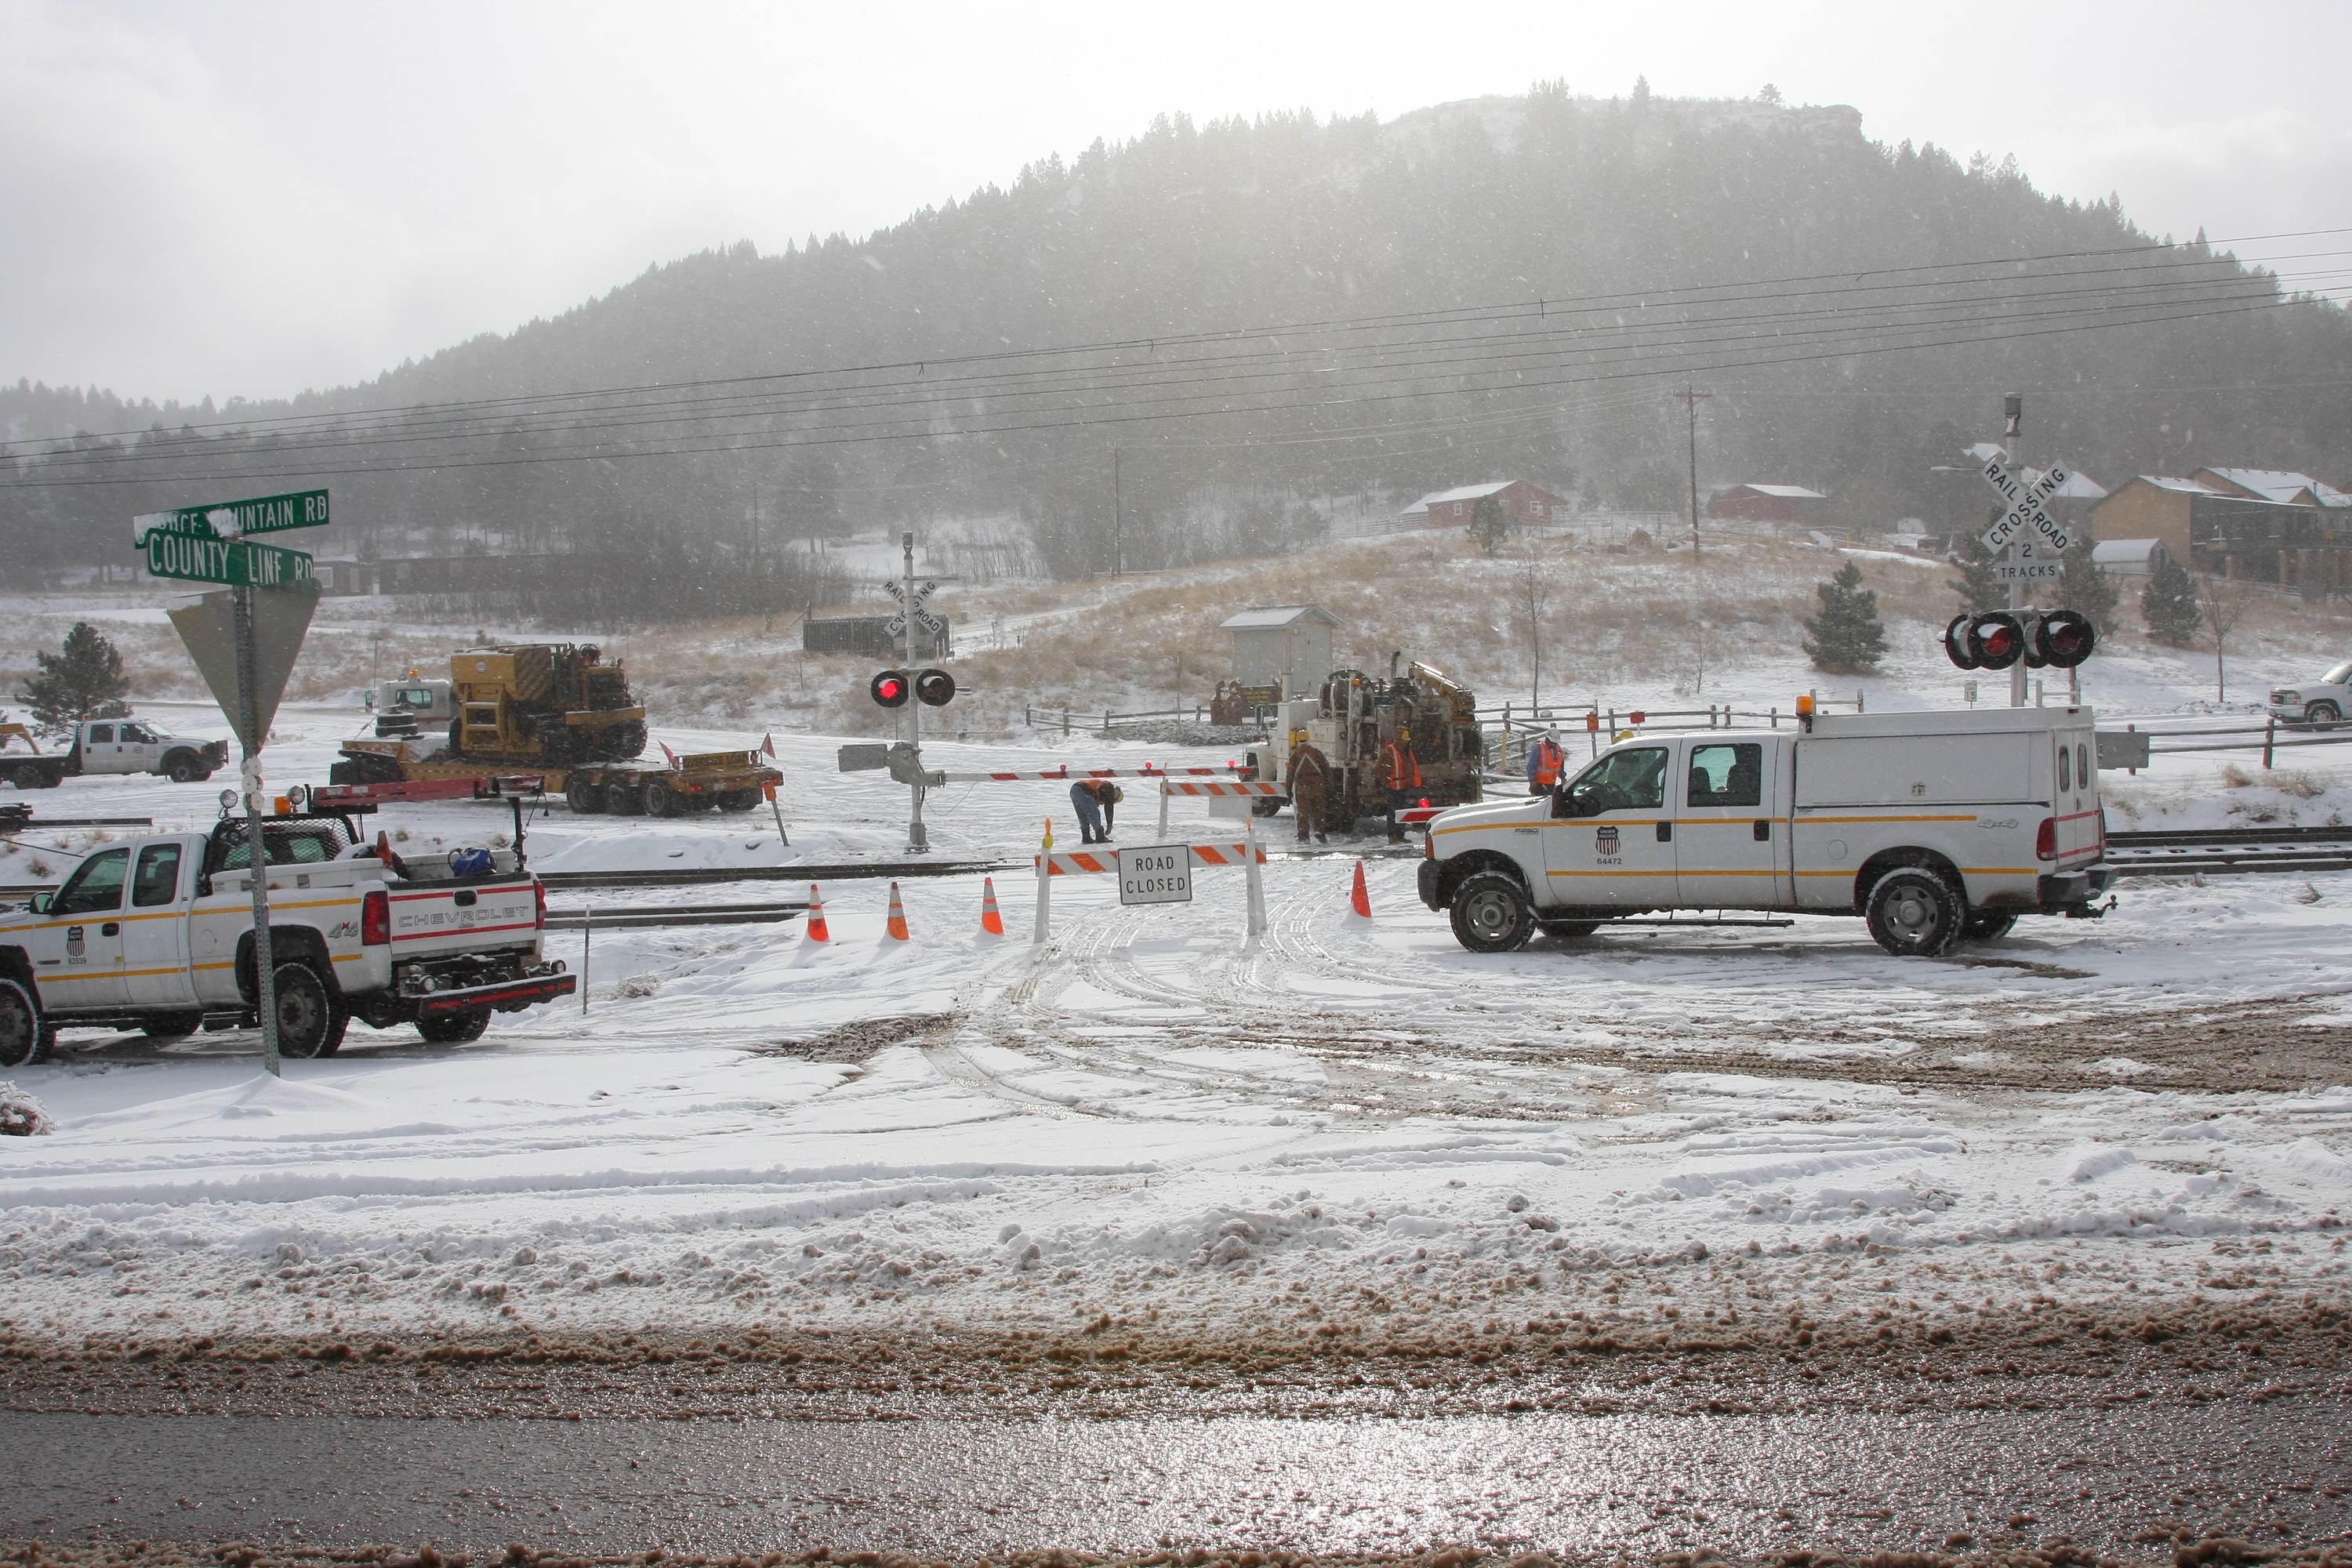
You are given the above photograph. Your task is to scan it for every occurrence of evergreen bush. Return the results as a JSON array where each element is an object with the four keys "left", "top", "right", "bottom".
[{"left": 1803, "top": 559, "right": 1889, "bottom": 673}]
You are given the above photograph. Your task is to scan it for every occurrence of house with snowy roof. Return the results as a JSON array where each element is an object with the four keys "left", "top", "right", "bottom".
[
  {"left": 2190, "top": 468, "right": 2352, "bottom": 510},
  {"left": 1399, "top": 479, "right": 1570, "bottom": 530},
  {"left": 1706, "top": 483, "right": 1828, "bottom": 524},
  {"left": 2094, "top": 474, "right": 2350, "bottom": 585}
]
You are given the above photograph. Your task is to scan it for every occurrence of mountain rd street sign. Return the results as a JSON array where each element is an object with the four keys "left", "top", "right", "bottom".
[{"left": 131, "top": 488, "right": 329, "bottom": 546}]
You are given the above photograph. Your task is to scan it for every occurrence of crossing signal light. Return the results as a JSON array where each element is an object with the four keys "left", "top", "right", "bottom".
[
  {"left": 870, "top": 670, "right": 911, "bottom": 708},
  {"left": 914, "top": 668, "right": 956, "bottom": 707},
  {"left": 2036, "top": 609, "right": 2096, "bottom": 668},
  {"left": 1943, "top": 609, "right": 2100, "bottom": 671}
]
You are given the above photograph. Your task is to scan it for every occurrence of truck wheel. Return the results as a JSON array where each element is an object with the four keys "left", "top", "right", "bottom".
[
  {"left": 0, "top": 978, "right": 46, "bottom": 1068},
  {"left": 141, "top": 1012, "right": 201, "bottom": 1040},
  {"left": 2310, "top": 701, "right": 2342, "bottom": 728},
  {"left": 1540, "top": 918, "right": 1601, "bottom": 943},
  {"left": 270, "top": 960, "right": 348, "bottom": 1059},
  {"left": 1961, "top": 910, "right": 2017, "bottom": 942},
  {"left": 1866, "top": 867, "right": 1963, "bottom": 958},
  {"left": 416, "top": 1009, "right": 491, "bottom": 1045},
  {"left": 1449, "top": 871, "right": 1536, "bottom": 953},
  {"left": 165, "top": 752, "right": 201, "bottom": 783},
  {"left": 11, "top": 764, "right": 45, "bottom": 790},
  {"left": 565, "top": 779, "right": 605, "bottom": 815}
]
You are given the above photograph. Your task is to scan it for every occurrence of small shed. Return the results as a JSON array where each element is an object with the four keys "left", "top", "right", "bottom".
[
  {"left": 2091, "top": 538, "right": 2169, "bottom": 576},
  {"left": 1219, "top": 604, "right": 1340, "bottom": 700}
]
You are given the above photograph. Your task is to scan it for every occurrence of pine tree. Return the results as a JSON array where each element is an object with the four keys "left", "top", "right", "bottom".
[
  {"left": 2056, "top": 545, "right": 2121, "bottom": 638},
  {"left": 1802, "top": 560, "right": 1889, "bottom": 673},
  {"left": 1468, "top": 494, "right": 1510, "bottom": 557},
  {"left": 16, "top": 622, "right": 132, "bottom": 731},
  {"left": 1950, "top": 529, "right": 2004, "bottom": 614},
  {"left": 2142, "top": 553, "right": 2201, "bottom": 647}
]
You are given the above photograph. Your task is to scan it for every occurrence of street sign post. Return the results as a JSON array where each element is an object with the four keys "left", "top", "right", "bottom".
[
  {"left": 140, "top": 488, "right": 332, "bottom": 1076},
  {"left": 1973, "top": 407, "right": 2075, "bottom": 706}
]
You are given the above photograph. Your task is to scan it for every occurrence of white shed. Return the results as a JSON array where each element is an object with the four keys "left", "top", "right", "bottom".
[
  {"left": 2091, "top": 538, "right": 2169, "bottom": 576},
  {"left": 1218, "top": 604, "right": 1341, "bottom": 699}
]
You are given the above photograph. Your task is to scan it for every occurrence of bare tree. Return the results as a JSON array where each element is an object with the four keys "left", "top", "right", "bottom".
[
  {"left": 1510, "top": 539, "right": 1556, "bottom": 711},
  {"left": 2201, "top": 577, "right": 2253, "bottom": 702}
]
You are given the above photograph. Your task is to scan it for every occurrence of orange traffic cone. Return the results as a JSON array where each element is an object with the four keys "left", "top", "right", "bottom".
[
  {"left": 979, "top": 877, "right": 1005, "bottom": 936},
  {"left": 885, "top": 881, "right": 911, "bottom": 942},
  {"left": 1348, "top": 860, "right": 1373, "bottom": 920},
  {"left": 804, "top": 883, "right": 830, "bottom": 942}
]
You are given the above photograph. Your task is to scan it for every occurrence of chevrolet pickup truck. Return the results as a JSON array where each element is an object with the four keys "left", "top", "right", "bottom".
[
  {"left": 1418, "top": 705, "right": 2113, "bottom": 957},
  {"left": 0, "top": 809, "right": 574, "bottom": 1065}
]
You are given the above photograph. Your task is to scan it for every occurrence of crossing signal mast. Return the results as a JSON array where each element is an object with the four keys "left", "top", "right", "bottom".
[
  {"left": 1955, "top": 395, "right": 2097, "bottom": 700},
  {"left": 868, "top": 532, "right": 953, "bottom": 850}
]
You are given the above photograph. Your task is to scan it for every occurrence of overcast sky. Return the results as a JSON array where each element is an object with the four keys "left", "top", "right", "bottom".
[{"left": 5, "top": 0, "right": 2350, "bottom": 406}]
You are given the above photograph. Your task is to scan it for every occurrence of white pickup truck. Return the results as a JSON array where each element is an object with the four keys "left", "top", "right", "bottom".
[
  {"left": 2, "top": 717, "right": 229, "bottom": 790},
  {"left": 1418, "top": 705, "right": 2113, "bottom": 956},
  {"left": 0, "top": 809, "right": 575, "bottom": 1066},
  {"left": 2268, "top": 662, "right": 2352, "bottom": 728}
]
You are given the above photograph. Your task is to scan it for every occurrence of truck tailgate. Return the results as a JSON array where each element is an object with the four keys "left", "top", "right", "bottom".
[{"left": 389, "top": 878, "right": 540, "bottom": 956}]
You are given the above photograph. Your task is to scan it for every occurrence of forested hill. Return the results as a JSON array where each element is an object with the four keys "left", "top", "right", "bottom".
[{"left": 7, "top": 85, "right": 2348, "bottom": 608}]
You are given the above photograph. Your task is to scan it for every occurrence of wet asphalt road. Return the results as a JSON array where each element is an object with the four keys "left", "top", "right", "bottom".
[{"left": 7, "top": 1402, "right": 2350, "bottom": 1557}]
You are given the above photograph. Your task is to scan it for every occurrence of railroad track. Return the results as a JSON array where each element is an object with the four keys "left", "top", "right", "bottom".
[{"left": 2103, "top": 823, "right": 2352, "bottom": 877}]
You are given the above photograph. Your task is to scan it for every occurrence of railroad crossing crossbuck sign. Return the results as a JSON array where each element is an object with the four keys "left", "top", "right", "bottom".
[
  {"left": 881, "top": 577, "right": 943, "bottom": 639},
  {"left": 1976, "top": 459, "right": 2075, "bottom": 557}
]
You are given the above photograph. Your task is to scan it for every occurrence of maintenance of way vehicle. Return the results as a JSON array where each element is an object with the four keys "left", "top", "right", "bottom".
[
  {"left": 1419, "top": 701, "right": 2112, "bottom": 956},
  {"left": 0, "top": 716, "right": 228, "bottom": 789},
  {"left": 0, "top": 800, "right": 575, "bottom": 1065}
]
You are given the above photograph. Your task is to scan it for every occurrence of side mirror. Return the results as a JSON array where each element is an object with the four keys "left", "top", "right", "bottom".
[{"left": 28, "top": 892, "right": 52, "bottom": 914}]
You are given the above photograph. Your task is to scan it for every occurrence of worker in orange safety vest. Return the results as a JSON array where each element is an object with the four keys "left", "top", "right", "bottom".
[
  {"left": 1526, "top": 729, "right": 1566, "bottom": 794},
  {"left": 1382, "top": 728, "right": 1423, "bottom": 843}
]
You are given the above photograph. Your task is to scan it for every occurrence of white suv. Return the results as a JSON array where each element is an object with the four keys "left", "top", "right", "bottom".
[{"left": 2269, "top": 662, "right": 2352, "bottom": 727}]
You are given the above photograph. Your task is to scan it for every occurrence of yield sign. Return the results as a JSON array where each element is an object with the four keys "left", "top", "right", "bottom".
[
  {"left": 1978, "top": 459, "right": 2076, "bottom": 555},
  {"left": 166, "top": 579, "right": 321, "bottom": 750}
]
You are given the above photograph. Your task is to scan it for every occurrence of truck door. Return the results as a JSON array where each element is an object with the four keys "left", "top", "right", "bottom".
[
  {"left": 2055, "top": 730, "right": 2100, "bottom": 861},
  {"left": 115, "top": 722, "right": 162, "bottom": 772},
  {"left": 1676, "top": 739, "right": 1788, "bottom": 908},
  {"left": 42, "top": 846, "right": 131, "bottom": 1011},
  {"left": 1545, "top": 742, "right": 1677, "bottom": 906},
  {"left": 84, "top": 722, "right": 122, "bottom": 772},
  {"left": 121, "top": 840, "right": 196, "bottom": 1007}
]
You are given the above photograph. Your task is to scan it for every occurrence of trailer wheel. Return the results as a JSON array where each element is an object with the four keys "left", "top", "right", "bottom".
[
  {"left": 1961, "top": 910, "right": 2017, "bottom": 942},
  {"left": 609, "top": 781, "right": 647, "bottom": 816},
  {"left": 565, "top": 779, "right": 605, "bottom": 815},
  {"left": 0, "top": 978, "right": 45, "bottom": 1068},
  {"left": 270, "top": 960, "right": 348, "bottom": 1059},
  {"left": 1449, "top": 871, "right": 1536, "bottom": 953},
  {"left": 1865, "top": 867, "right": 1963, "bottom": 958},
  {"left": 416, "top": 1009, "right": 491, "bottom": 1045},
  {"left": 643, "top": 780, "right": 681, "bottom": 816}
]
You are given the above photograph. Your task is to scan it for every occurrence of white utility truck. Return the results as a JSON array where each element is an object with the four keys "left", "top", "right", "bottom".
[
  {"left": 1417, "top": 705, "right": 2111, "bottom": 956},
  {"left": 2, "top": 717, "right": 229, "bottom": 789},
  {"left": 0, "top": 806, "right": 575, "bottom": 1066}
]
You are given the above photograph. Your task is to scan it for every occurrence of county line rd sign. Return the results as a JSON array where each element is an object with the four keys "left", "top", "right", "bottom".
[{"left": 132, "top": 488, "right": 329, "bottom": 586}]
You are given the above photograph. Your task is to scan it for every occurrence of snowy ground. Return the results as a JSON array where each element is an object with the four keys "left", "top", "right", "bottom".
[{"left": 5, "top": 708, "right": 2351, "bottom": 1367}]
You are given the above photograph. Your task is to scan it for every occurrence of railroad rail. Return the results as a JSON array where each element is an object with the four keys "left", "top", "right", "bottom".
[{"left": 2103, "top": 824, "right": 2352, "bottom": 877}]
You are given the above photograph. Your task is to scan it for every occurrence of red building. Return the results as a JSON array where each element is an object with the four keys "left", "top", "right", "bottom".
[
  {"left": 1402, "top": 479, "right": 1570, "bottom": 529},
  {"left": 1706, "top": 483, "right": 1828, "bottom": 524}
]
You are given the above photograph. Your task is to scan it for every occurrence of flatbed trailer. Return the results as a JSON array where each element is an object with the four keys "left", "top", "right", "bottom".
[{"left": 332, "top": 738, "right": 780, "bottom": 817}]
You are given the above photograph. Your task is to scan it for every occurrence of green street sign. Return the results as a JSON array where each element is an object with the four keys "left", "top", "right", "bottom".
[
  {"left": 144, "top": 528, "right": 314, "bottom": 587},
  {"left": 131, "top": 488, "right": 329, "bottom": 546}
]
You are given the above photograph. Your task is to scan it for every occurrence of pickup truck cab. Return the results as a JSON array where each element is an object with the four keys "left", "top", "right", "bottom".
[
  {"left": 2, "top": 717, "right": 227, "bottom": 789},
  {"left": 1418, "top": 705, "right": 2113, "bottom": 957},
  {"left": 2269, "top": 662, "right": 2352, "bottom": 727},
  {"left": 0, "top": 809, "right": 574, "bottom": 1066}
]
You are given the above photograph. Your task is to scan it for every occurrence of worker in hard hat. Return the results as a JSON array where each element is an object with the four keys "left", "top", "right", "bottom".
[
  {"left": 1382, "top": 727, "right": 1423, "bottom": 844},
  {"left": 1526, "top": 728, "right": 1566, "bottom": 796},
  {"left": 1289, "top": 737, "right": 1331, "bottom": 844},
  {"left": 1069, "top": 779, "right": 1113, "bottom": 844}
]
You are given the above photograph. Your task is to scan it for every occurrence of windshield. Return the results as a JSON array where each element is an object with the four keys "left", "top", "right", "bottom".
[{"left": 2321, "top": 662, "right": 2352, "bottom": 686}]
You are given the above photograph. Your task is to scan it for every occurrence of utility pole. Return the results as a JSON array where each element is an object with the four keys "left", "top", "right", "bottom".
[
  {"left": 1673, "top": 387, "right": 1711, "bottom": 555},
  {"left": 1112, "top": 447, "right": 1123, "bottom": 578},
  {"left": 2004, "top": 394, "right": 2027, "bottom": 708}
]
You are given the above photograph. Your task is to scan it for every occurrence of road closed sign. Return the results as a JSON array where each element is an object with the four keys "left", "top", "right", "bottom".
[{"left": 1116, "top": 844, "right": 1194, "bottom": 906}]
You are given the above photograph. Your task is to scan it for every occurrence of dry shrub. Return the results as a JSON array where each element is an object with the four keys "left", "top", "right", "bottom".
[
  {"left": 0, "top": 1081, "right": 54, "bottom": 1136},
  {"left": 2274, "top": 769, "right": 2327, "bottom": 799},
  {"left": 2220, "top": 763, "right": 2256, "bottom": 789}
]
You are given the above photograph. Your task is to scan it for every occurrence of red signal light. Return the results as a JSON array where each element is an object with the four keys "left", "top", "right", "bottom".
[
  {"left": 869, "top": 670, "right": 911, "bottom": 708},
  {"left": 1967, "top": 612, "right": 2027, "bottom": 670},
  {"left": 2036, "top": 610, "right": 2096, "bottom": 669}
]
